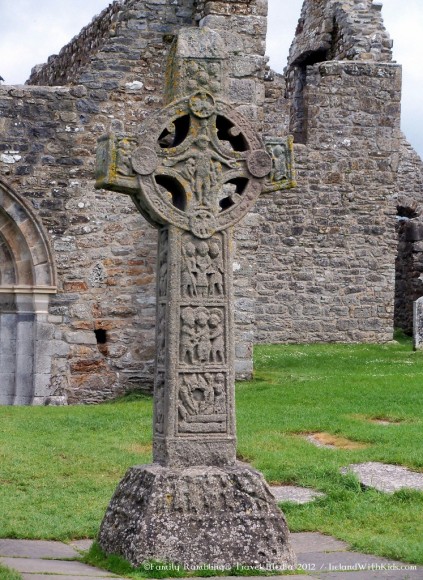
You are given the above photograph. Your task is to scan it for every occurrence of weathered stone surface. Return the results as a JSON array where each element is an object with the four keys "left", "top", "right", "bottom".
[
  {"left": 0, "top": 556, "right": 119, "bottom": 576},
  {"left": 99, "top": 464, "right": 295, "bottom": 568},
  {"left": 0, "top": 539, "right": 79, "bottom": 559},
  {"left": 413, "top": 296, "right": 423, "bottom": 349},
  {"left": 271, "top": 485, "right": 326, "bottom": 505},
  {"left": 341, "top": 462, "right": 423, "bottom": 493}
]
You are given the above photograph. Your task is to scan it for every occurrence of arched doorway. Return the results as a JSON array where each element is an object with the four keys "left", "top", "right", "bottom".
[{"left": 0, "top": 180, "right": 57, "bottom": 405}]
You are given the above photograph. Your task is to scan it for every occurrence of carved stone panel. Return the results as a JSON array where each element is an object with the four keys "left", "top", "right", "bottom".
[
  {"left": 181, "top": 232, "right": 225, "bottom": 300},
  {"left": 177, "top": 372, "right": 228, "bottom": 434},
  {"left": 156, "top": 303, "right": 166, "bottom": 367},
  {"left": 179, "top": 306, "right": 225, "bottom": 366},
  {"left": 263, "top": 136, "right": 296, "bottom": 192},
  {"left": 95, "top": 134, "right": 138, "bottom": 195}
]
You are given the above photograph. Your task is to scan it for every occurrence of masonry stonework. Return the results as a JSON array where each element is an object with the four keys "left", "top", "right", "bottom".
[{"left": 1, "top": 0, "right": 422, "bottom": 404}]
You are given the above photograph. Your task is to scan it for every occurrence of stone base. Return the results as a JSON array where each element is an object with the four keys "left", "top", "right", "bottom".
[{"left": 98, "top": 463, "right": 296, "bottom": 569}]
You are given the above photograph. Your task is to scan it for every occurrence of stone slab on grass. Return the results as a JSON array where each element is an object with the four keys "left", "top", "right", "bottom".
[
  {"left": 0, "top": 539, "right": 79, "bottom": 559},
  {"left": 271, "top": 486, "right": 326, "bottom": 504},
  {"left": 341, "top": 462, "right": 423, "bottom": 493},
  {"left": 291, "top": 532, "right": 349, "bottom": 554},
  {"left": 0, "top": 556, "right": 118, "bottom": 576}
]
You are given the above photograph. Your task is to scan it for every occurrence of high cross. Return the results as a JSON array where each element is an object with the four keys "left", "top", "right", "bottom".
[
  {"left": 95, "top": 26, "right": 295, "bottom": 569},
  {"left": 96, "top": 28, "right": 273, "bottom": 467}
]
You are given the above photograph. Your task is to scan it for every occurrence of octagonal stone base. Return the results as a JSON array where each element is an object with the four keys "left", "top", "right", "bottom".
[{"left": 98, "top": 463, "right": 296, "bottom": 569}]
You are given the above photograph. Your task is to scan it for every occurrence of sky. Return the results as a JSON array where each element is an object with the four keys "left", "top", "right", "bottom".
[{"left": 0, "top": 0, "right": 422, "bottom": 157}]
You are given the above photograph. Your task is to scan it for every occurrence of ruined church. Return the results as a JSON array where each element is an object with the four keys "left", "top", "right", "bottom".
[{"left": 1, "top": 0, "right": 422, "bottom": 405}]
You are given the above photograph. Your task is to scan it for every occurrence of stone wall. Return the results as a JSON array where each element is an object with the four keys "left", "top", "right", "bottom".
[
  {"left": 0, "top": 83, "right": 160, "bottom": 403},
  {"left": 258, "top": 60, "right": 401, "bottom": 343},
  {"left": 393, "top": 140, "right": 423, "bottom": 334},
  {"left": 254, "top": 0, "right": 417, "bottom": 344}
]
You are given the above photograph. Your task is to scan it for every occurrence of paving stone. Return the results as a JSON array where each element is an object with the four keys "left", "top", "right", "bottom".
[
  {"left": 271, "top": 486, "right": 326, "bottom": 504},
  {"left": 341, "top": 463, "right": 423, "bottom": 493},
  {"left": 0, "top": 557, "right": 118, "bottom": 576},
  {"left": 290, "top": 532, "right": 349, "bottom": 554},
  {"left": 0, "top": 539, "right": 79, "bottom": 559},
  {"left": 69, "top": 539, "right": 94, "bottom": 552}
]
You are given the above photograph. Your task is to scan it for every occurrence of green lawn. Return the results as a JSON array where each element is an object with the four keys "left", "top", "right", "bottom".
[
  {"left": 0, "top": 563, "right": 21, "bottom": 580},
  {"left": 1, "top": 337, "right": 423, "bottom": 567}
]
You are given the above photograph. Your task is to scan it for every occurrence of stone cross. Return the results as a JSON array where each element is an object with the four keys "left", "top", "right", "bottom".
[
  {"left": 413, "top": 297, "right": 423, "bottom": 350},
  {"left": 95, "top": 27, "right": 295, "bottom": 570}
]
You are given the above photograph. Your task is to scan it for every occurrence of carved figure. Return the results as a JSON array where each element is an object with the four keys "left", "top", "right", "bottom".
[
  {"left": 208, "top": 242, "right": 224, "bottom": 296},
  {"left": 198, "top": 373, "right": 215, "bottom": 414},
  {"left": 271, "top": 144, "right": 287, "bottom": 182},
  {"left": 158, "top": 230, "right": 169, "bottom": 296},
  {"left": 178, "top": 374, "right": 198, "bottom": 420},
  {"left": 157, "top": 305, "right": 166, "bottom": 364},
  {"left": 208, "top": 310, "right": 224, "bottom": 364},
  {"left": 163, "top": 119, "right": 237, "bottom": 210},
  {"left": 213, "top": 373, "right": 226, "bottom": 414},
  {"left": 195, "top": 307, "right": 211, "bottom": 363},
  {"left": 116, "top": 139, "right": 134, "bottom": 176},
  {"left": 195, "top": 241, "right": 212, "bottom": 298},
  {"left": 180, "top": 307, "right": 196, "bottom": 364},
  {"left": 155, "top": 376, "right": 165, "bottom": 434},
  {"left": 181, "top": 242, "right": 198, "bottom": 298}
]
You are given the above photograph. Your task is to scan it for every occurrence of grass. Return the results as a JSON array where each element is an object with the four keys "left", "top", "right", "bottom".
[
  {"left": 0, "top": 564, "right": 22, "bottom": 580},
  {"left": 236, "top": 337, "right": 423, "bottom": 565},
  {"left": 0, "top": 336, "right": 423, "bottom": 571},
  {"left": 0, "top": 394, "right": 153, "bottom": 540}
]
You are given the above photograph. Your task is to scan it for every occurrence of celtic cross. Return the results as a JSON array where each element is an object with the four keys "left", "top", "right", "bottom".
[
  {"left": 97, "top": 38, "right": 272, "bottom": 468},
  {"left": 95, "top": 27, "right": 295, "bottom": 569}
]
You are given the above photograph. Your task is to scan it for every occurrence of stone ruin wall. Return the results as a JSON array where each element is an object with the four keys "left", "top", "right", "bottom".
[
  {"left": 394, "top": 141, "right": 423, "bottom": 334},
  {"left": 255, "top": 0, "right": 423, "bottom": 343}
]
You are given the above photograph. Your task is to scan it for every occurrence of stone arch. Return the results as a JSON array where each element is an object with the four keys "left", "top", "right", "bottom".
[
  {"left": 0, "top": 179, "right": 56, "bottom": 289},
  {"left": 0, "top": 179, "right": 58, "bottom": 405}
]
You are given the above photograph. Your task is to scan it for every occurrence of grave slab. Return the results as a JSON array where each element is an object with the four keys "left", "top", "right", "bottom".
[
  {"left": 413, "top": 296, "right": 423, "bottom": 350},
  {"left": 341, "top": 463, "right": 423, "bottom": 493},
  {"left": 271, "top": 486, "right": 326, "bottom": 504},
  {"left": 70, "top": 539, "right": 94, "bottom": 553},
  {"left": 290, "top": 532, "right": 349, "bottom": 554}
]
